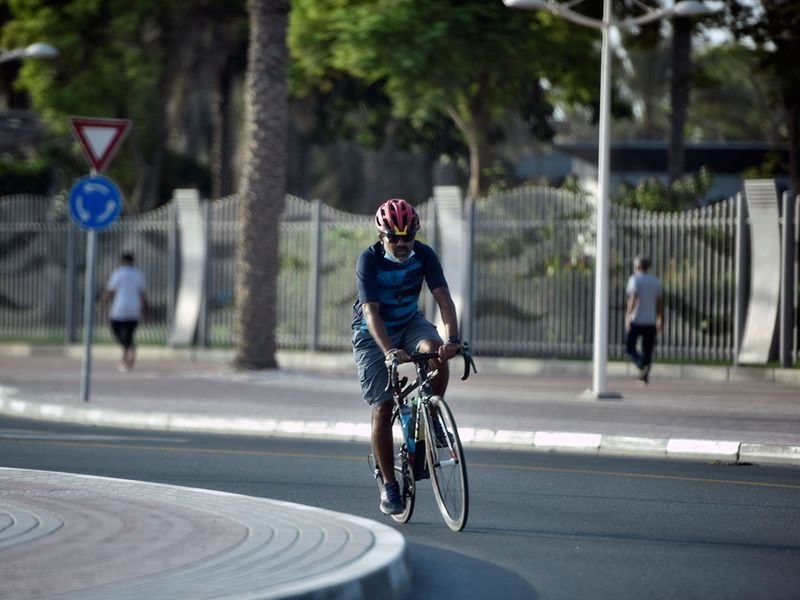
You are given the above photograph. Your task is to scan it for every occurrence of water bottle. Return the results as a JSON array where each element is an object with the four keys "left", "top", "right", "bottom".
[
  {"left": 412, "top": 398, "right": 429, "bottom": 480},
  {"left": 399, "top": 402, "right": 412, "bottom": 440},
  {"left": 400, "top": 402, "right": 416, "bottom": 455}
]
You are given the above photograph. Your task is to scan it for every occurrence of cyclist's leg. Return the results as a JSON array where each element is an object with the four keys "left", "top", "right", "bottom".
[
  {"left": 354, "top": 330, "right": 394, "bottom": 477},
  {"left": 371, "top": 400, "right": 395, "bottom": 483},
  {"left": 370, "top": 405, "right": 397, "bottom": 490},
  {"left": 353, "top": 329, "right": 403, "bottom": 513}
]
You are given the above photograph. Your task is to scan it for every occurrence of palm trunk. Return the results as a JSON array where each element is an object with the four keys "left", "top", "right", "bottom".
[
  {"left": 788, "top": 101, "right": 800, "bottom": 195},
  {"left": 211, "top": 55, "right": 235, "bottom": 200},
  {"left": 234, "top": 0, "right": 289, "bottom": 369},
  {"left": 668, "top": 16, "right": 692, "bottom": 185}
]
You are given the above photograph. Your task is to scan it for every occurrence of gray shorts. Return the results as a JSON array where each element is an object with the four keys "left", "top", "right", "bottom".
[{"left": 352, "top": 313, "right": 443, "bottom": 407}]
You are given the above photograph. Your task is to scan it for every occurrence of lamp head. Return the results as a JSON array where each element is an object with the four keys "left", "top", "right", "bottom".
[
  {"left": 672, "top": 1, "right": 720, "bottom": 17},
  {"left": 24, "top": 43, "right": 59, "bottom": 59},
  {"left": 503, "top": 0, "right": 550, "bottom": 8}
]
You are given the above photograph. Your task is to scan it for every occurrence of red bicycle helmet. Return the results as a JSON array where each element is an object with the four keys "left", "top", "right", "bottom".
[{"left": 374, "top": 198, "right": 420, "bottom": 236}]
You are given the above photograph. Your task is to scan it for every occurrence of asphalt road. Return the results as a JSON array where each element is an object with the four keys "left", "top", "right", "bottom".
[{"left": 1, "top": 416, "right": 799, "bottom": 600}]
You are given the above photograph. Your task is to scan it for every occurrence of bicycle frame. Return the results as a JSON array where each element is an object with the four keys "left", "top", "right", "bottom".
[{"left": 393, "top": 358, "right": 436, "bottom": 480}]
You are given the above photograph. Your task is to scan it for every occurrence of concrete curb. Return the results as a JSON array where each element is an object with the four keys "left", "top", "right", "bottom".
[
  {"left": 1, "top": 343, "right": 799, "bottom": 385},
  {"left": 0, "top": 467, "right": 409, "bottom": 600},
  {"left": 3, "top": 389, "right": 799, "bottom": 467}
]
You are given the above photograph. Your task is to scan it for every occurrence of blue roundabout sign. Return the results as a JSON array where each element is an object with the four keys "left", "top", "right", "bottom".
[{"left": 68, "top": 174, "right": 123, "bottom": 231}]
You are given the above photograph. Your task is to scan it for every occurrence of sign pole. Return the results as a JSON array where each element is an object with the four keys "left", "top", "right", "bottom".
[
  {"left": 80, "top": 226, "right": 97, "bottom": 402},
  {"left": 68, "top": 116, "right": 131, "bottom": 403}
]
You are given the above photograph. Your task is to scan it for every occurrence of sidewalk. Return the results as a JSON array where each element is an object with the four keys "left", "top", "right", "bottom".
[
  {"left": 1, "top": 345, "right": 799, "bottom": 599},
  {"left": 2, "top": 344, "right": 799, "bottom": 465}
]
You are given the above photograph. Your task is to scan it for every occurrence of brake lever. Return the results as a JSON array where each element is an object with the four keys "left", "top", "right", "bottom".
[
  {"left": 384, "top": 355, "right": 399, "bottom": 393},
  {"left": 459, "top": 341, "right": 477, "bottom": 381}
]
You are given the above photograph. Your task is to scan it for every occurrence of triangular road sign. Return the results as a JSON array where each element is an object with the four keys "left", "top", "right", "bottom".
[{"left": 69, "top": 117, "right": 132, "bottom": 173}]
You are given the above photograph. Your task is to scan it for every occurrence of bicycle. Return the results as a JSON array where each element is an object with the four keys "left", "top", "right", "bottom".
[{"left": 368, "top": 342, "right": 477, "bottom": 532}]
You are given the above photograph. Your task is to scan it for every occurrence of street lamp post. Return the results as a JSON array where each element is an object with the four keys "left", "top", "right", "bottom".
[{"left": 504, "top": 0, "right": 716, "bottom": 398}]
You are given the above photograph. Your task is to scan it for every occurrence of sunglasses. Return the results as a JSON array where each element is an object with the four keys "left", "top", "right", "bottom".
[{"left": 384, "top": 232, "right": 416, "bottom": 244}]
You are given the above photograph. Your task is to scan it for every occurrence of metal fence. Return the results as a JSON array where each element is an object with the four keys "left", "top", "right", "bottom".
[
  {"left": 0, "top": 186, "right": 777, "bottom": 362},
  {"left": 463, "top": 189, "right": 738, "bottom": 361},
  {"left": 0, "top": 194, "right": 173, "bottom": 345}
]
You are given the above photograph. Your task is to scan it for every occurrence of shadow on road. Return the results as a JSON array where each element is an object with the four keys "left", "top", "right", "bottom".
[{"left": 409, "top": 542, "right": 536, "bottom": 599}]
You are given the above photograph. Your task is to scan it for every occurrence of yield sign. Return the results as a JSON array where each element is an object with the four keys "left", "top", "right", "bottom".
[{"left": 69, "top": 116, "right": 132, "bottom": 173}]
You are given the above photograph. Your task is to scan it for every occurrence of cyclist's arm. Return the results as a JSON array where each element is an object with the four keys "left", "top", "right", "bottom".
[
  {"left": 431, "top": 286, "right": 460, "bottom": 360},
  {"left": 362, "top": 301, "right": 409, "bottom": 362}
]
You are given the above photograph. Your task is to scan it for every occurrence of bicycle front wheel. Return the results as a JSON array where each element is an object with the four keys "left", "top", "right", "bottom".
[{"left": 423, "top": 395, "right": 468, "bottom": 531}]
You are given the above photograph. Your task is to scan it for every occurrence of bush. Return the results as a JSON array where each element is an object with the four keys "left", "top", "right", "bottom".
[
  {"left": 0, "top": 155, "right": 52, "bottom": 195},
  {"left": 613, "top": 167, "right": 715, "bottom": 212}
]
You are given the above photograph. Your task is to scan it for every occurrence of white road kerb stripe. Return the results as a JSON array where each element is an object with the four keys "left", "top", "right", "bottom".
[
  {"left": 666, "top": 438, "right": 740, "bottom": 458},
  {"left": 2, "top": 388, "right": 800, "bottom": 466},
  {"left": 534, "top": 431, "right": 602, "bottom": 449}
]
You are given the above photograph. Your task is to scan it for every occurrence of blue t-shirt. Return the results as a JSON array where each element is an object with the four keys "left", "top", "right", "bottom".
[{"left": 352, "top": 241, "right": 448, "bottom": 335}]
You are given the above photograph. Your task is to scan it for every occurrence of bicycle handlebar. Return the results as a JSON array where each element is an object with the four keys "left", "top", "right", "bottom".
[{"left": 384, "top": 341, "right": 477, "bottom": 393}]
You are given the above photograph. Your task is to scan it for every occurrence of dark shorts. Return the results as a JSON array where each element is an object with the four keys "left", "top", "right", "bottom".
[
  {"left": 352, "top": 313, "right": 442, "bottom": 407},
  {"left": 111, "top": 319, "right": 139, "bottom": 349}
]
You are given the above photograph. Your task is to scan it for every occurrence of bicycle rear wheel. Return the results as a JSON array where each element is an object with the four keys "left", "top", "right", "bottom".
[
  {"left": 390, "top": 410, "right": 415, "bottom": 523},
  {"left": 423, "top": 395, "right": 468, "bottom": 531}
]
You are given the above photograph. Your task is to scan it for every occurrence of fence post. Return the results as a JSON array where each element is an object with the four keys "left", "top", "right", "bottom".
[
  {"left": 65, "top": 224, "right": 78, "bottom": 343},
  {"left": 167, "top": 200, "right": 178, "bottom": 334},
  {"left": 425, "top": 197, "right": 440, "bottom": 323},
  {"left": 462, "top": 198, "right": 475, "bottom": 346},
  {"left": 796, "top": 195, "right": 800, "bottom": 366},
  {"left": 308, "top": 199, "right": 323, "bottom": 351},
  {"left": 780, "top": 191, "right": 796, "bottom": 367},
  {"left": 197, "top": 198, "right": 211, "bottom": 348},
  {"left": 733, "top": 192, "right": 747, "bottom": 365},
  {"left": 168, "top": 189, "right": 206, "bottom": 347},
  {"left": 432, "top": 186, "right": 465, "bottom": 339}
]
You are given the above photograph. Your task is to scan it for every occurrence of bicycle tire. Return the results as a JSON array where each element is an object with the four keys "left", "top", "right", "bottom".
[
  {"left": 423, "top": 395, "right": 468, "bottom": 531},
  {"left": 390, "top": 409, "right": 415, "bottom": 523}
]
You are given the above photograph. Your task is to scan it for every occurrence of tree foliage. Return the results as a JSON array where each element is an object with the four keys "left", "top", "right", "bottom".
[
  {"left": 290, "top": 0, "right": 600, "bottom": 198},
  {"left": 725, "top": 0, "right": 800, "bottom": 192},
  {"left": 1, "top": 0, "right": 171, "bottom": 209},
  {"left": 0, "top": 0, "right": 247, "bottom": 212},
  {"left": 690, "top": 43, "right": 784, "bottom": 142}
]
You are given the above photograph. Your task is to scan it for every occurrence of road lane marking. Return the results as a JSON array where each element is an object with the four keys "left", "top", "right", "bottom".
[
  {"left": 4, "top": 438, "right": 799, "bottom": 491},
  {"left": 0, "top": 429, "right": 186, "bottom": 443},
  {"left": 470, "top": 462, "right": 800, "bottom": 491}
]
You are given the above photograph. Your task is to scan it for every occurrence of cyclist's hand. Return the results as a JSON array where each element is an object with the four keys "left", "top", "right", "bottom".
[
  {"left": 438, "top": 341, "right": 460, "bottom": 361},
  {"left": 386, "top": 348, "right": 410, "bottom": 364}
]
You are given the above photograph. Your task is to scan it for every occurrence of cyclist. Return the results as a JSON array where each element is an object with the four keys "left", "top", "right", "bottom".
[{"left": 352, "top": 198, "right": 461, "bottom": 515}]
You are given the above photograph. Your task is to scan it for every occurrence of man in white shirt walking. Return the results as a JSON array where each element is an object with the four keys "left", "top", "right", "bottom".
[
  {"left": 625, "top": 255, "right": 664, "bottom": 384},
  {"left": 100, "top": 252, "right": 149, "bottom": 372}
]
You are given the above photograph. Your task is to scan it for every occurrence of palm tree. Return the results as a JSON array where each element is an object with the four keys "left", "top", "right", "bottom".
[
  {"left": 234, "top": 0, "right": 289, "bottom": 369},
  {"left": 668, "top": 14, "right": 692, "bottom": 183}
]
